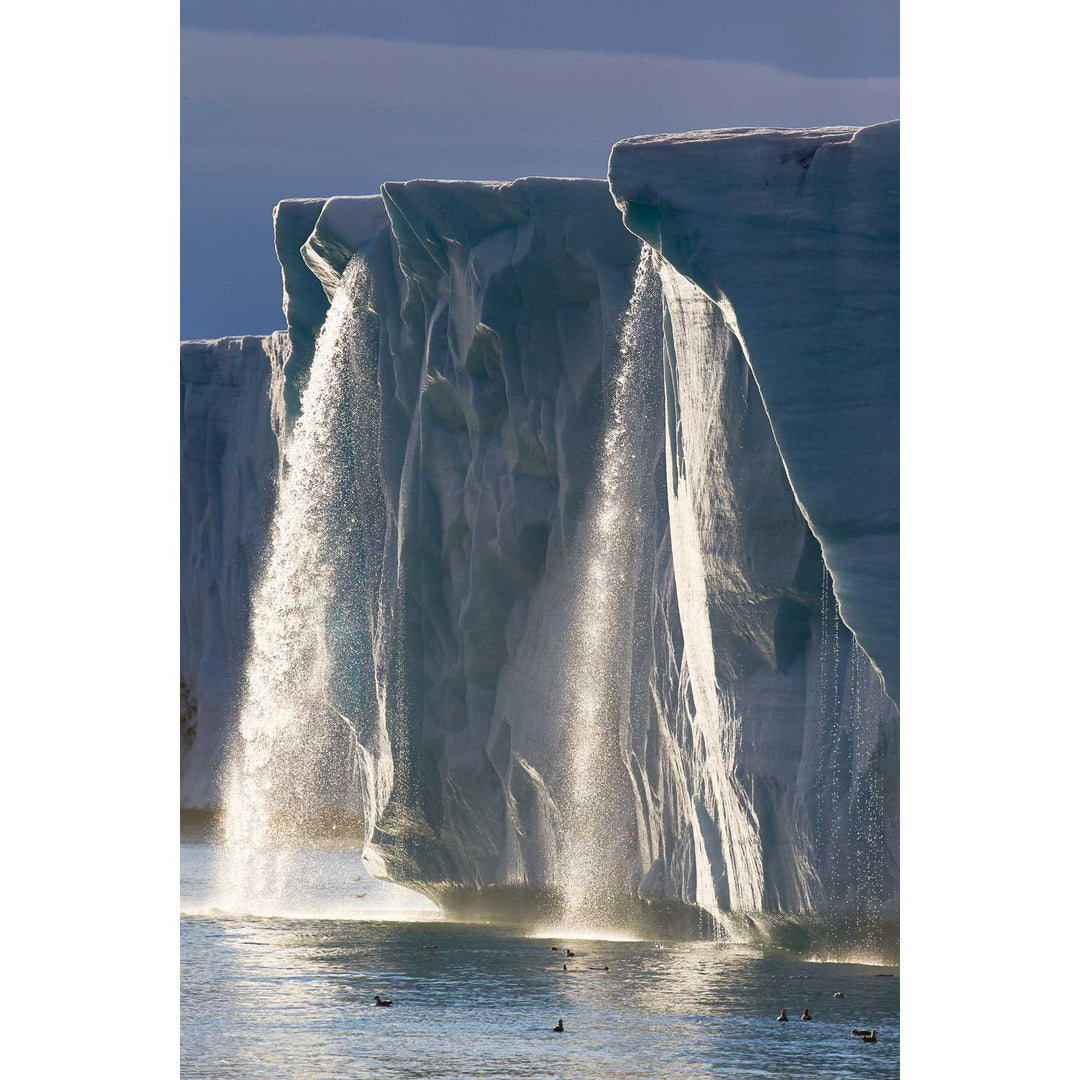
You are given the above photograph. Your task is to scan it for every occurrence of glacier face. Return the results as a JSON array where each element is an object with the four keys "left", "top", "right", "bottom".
[
  {"left": 371, "top": 178, "right": 647, "bottom": 894},
  {"left": 609, "top": 122, "right": 900, "bottom": 705},
  {"left": 180, "top": 333, "right": 287, "bottom": 807},
  {"left": 655, "top": 259, "right": 897, "bottom": 919},
  {"left": 265, "top": 170, "right": 893, "bottom": 927},
  {"left": 181, "top": 126, "right": 898, "bottom": 937}
]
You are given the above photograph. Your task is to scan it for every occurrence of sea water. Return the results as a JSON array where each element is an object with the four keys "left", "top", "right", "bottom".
[{"left": 182, "top": 837, "right": 898, "bottom": 1079}]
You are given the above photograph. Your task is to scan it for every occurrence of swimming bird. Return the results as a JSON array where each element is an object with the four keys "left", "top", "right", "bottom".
[
  {"left": 563, "top": 964, "right": 567, "bottom": 971},
  {"left": 550, "top": 947, "right": 560, "bottom": 952},
  {"left": 553, "top": 1019, "right": 565, "bottom": 1032},
  {"left": 851, "top": 1029, "right": 873, "bottom": 1036},
  {"left": 777, "top": 1008, "right": 789, "bottom": 1021},
  {"left": 833, "top": 992, "right": 844, "bottom": 998},
  {"left": 862, "top": 1030, "right": 877, "bottom": 1043},
  {"left": 565, "top": 949, "right": 575, "bottom": 957},
  {"left": 373, "top": 995, "right": 394, "bottom": 1007},
  {"left": 422, "top": 944, "right": 438, "bottom": 950},
  {"left": 801, "top": 1009, "right": 812, "bottom": 1021}
]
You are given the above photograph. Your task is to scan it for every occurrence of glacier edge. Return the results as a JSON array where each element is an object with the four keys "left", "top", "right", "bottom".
[
  {"left": 180, "top": 128, "right": 899, "bottom": 950},
  {"left": 608, "top": 121, "right": 900, "bottom": 705}
]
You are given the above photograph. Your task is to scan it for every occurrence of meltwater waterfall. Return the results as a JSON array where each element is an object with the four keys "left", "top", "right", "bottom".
[
  {"left": 659, "top": 261, "right": 766, "bottom": 916},
  {"left": 181, "top": 149, "right": 898, "bottom": 942},
  {"left": 814, "top": 565, "right": 896, "bottom": 920},
  {"left": 214, "top": 257, "right": 392, "bottom": 915},
  {"left": 556, "top": 246, "right": 662, "bottom": 927}
]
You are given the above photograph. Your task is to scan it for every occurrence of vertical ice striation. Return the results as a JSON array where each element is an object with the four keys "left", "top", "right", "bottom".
[
  {"left": 215, "top": 257, "right": 391, "bottom": 914},
  {"left": 180, "top": 333, "right": 288, "bottom": 809},
  {"left": 659, "top": 259, "right": 766, "bottom": 915},
  {"left": 181, "top": 139, "right": 899, "bottom": 945},
  {"left": 609, "top": 122, "right": 900, "bottom": 704},
  {"left": 367, "top": 177, "right": 650, "bottom": 902}
]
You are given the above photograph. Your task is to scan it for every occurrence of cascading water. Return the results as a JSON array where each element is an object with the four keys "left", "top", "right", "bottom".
[
  {"left": 658, "top": 261, "right": 766, "bottom": 918},
  {"left": 848, "top": 637, "right": 893, "bottom": 921},
  {"left": 817, "top": 564, "right": 845, "bottom": 897},
  {"left": 814, "top": 563, "right": 897, "bottom": 919},
  {"left": 555, "top": 245, "right": 662, "bottom": 928},
  {"left": 214, "top": 256, "right": 394, "bottom": 915}
]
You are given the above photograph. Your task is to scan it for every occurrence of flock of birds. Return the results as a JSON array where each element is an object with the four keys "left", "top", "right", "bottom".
[
  {"left": 775, "top": 1001, "right": 878, "bottom": 1043},
  {"left": 367, "top": 941, "right": 888, "bottom": 1043}
]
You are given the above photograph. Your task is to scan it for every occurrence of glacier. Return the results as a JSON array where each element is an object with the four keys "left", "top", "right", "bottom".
[
  {"left": 608, "top": 122, "right": 899, "bottom": 704},
  {"left": 180, "top": 333, "right": 287, "bottom": 807},
  {"left": 180, "top": 123, "right": 899, "bottom": 948}
]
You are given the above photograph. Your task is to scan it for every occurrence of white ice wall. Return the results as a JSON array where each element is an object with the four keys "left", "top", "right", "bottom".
[
  {"left": 609, "top": 122, "right": 900, "bottom": 704},
  {"left": 180, "top": 127, "right": 899, "bottom": 927},
  {"left": 180, "top": 333, "right": 287, "bottom": 807},
  {"left": 265, "top": 172, "right": 896, "bottom": 920}
]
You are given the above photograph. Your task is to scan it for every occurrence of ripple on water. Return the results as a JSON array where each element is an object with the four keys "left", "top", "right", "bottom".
[{"left": 183, "top": 844, "right": 898, "bottom": 1080}]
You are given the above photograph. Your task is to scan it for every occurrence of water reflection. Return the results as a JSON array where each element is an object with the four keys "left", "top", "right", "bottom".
[
  {"left": 183, "top": 842, "right": 897, "bottom": 1079},
  {"left": 183, "top": 855, "right": 894, "bottom": 1075}
]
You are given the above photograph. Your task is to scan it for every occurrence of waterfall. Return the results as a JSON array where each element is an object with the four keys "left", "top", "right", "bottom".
[
  {"left": 851, "top": 640, "right": 892, "bottom": 919},
  {"left": 814, "top": 563, "right": 896, "bottom": 917},
  {"left": 556, "top": 245, "right": 662, "bottom": 927},
  {"left": 814, "top": 565, "right": 846, "bottom": 906},
  {"left": 659, "top": 260, "right": 766, "bottom": 916},
  {"left": 213, "top": 256, "right": 392, "bottom": 915}
]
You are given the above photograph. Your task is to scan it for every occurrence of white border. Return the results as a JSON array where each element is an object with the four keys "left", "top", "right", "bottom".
[
  {"left": 902, "top": 1, "right": 1076, "bottom": 1074},
  {"left": 3, "top": 1, "right": 178, "bottom": 1073},
  {"left": 5, "top": 1, "right": 1076, "bottom": 1075}
]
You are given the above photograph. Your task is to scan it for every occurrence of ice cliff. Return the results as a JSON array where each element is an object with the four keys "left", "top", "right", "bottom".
[
  {"left": 608, "top": 122, "right": 899, "bottom": 704},
  {"left": 180, "top": 333, "right": 287, "bottom": 806},
  {"left": 181, "top": 123, "right": 899, "bottom": 941}
]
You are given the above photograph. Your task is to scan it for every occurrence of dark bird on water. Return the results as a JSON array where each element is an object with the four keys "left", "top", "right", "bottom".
[
  {"left": 851, "top": 1029, "right": 873, "bottom": 1037},
  {"left": 801, "top": 1009, "right": 812, "bottom": 1021},
  {"left": 777, "top": 1009, "right": 789, "bottom": 1021},
  {"left": 862, "top": 1030, "right": 877, "bottom": 1043},
  {"left": 565, "top": 950, "right": 575, "bottom": 957},
  {"left": 833, "top": 992, "right": 844, "bottom": 998},
  {"left": 553, "top": 1019, "right": 565, "bottom": 1032},
  {"left": 422, "top": 945, "right": 438, "bottom": 950},
  {"left": 374, "top": 995, "right": 394, "bottom": 1007},
  {"left": 563, "top": 964, "right": 567, "bottom": 971},
  {"left": 550, "top": 947, "right": 560, "bottom": 952}
]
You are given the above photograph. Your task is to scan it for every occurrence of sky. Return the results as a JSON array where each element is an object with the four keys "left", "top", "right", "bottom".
[{"left": 181, "top": 1, "right": 899, "bottom": 340}]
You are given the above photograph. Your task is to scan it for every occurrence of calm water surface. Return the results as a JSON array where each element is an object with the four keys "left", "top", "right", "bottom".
[{"left": 182, "top": 841, "right": 898, "bottom": 1078}]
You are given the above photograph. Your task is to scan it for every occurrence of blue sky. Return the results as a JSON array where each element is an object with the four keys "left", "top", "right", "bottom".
[{"left": 181, "top": 2, "right": 899, "bottom": 339}]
